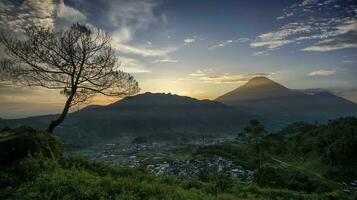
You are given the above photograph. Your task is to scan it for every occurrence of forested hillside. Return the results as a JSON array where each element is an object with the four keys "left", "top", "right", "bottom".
[{"left": 1, "top": 117, "right": 356, "bottom": 199}]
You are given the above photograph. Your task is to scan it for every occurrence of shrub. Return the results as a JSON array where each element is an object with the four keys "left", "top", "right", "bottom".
[
  {"left": 0, "top": 127, "right": 63, "bottom": 165},
  {"left": 253, "top": 165, "right": 284, "bottom": 188},
  {"left": 253, "top": 164, "right": 332, "bottom": 193}
]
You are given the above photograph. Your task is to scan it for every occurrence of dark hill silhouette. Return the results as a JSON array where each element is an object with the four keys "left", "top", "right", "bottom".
[
  {"left": 0, "top": 93, "right": 263, "bottom": 141},
  {"left": 108, "top": 92, "right": 223, "bottom": 108},
  {"left": 1, "top": 80, "right": 355, "bottom": 141},
  {"left": 216, "top": 76, "right": 357, "bottom": 123}
]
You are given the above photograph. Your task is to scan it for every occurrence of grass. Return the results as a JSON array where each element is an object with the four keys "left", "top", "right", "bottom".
[
  {"left": 2, "top": 154, "right": 353, "bottom": 200},
  {"left": 270, "top": 154, "right": 343, "bottom": 191}
]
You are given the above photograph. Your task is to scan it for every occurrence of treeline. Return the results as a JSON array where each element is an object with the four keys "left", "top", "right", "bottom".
[
  {"left": 195, "top": 117, "right": 357, "bottom": 194},
  {"left": 275, "top": 117, "right": 357, "bottom": 180}
]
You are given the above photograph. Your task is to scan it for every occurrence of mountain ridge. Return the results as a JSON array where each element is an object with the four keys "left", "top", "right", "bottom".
[
  {"left": 216, "top": 76, "right": 357, "bottom": 123},
  {"left": 0, "top": 77, "right": 356, "bottom": 141},
  {"left": 0, "top": 92, "right": 263, "bottom": 141}
]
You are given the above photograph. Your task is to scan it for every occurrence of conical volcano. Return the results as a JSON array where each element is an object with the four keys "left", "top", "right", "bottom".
[
  {"left": 216, "top": 76, "right": 357, "bottom": 123},
  {"left": 216, "top": 76, "right": 298, "bottom": 104}
]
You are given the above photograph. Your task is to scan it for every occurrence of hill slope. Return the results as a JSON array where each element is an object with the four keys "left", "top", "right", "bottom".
[
  {"left": 0, "top": 93, "right": 262, "bottom": 140},
  {"left": 216, "top": 77, "right": 357, "bottom": 123}
]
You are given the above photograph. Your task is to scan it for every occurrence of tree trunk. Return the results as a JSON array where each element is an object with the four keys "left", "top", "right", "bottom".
[
  {"left": 255, "top": 139, "right": 261, "bottom": 169},
  {"left": 46, "top": 93, "right": 75, "bottom": 133}
]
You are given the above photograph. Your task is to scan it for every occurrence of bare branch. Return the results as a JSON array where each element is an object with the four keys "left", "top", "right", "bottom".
[{"left": 0, "top": 23, "right": 140, "bottom": 132}]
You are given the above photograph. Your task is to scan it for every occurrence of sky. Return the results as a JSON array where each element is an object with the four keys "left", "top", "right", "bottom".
[{"left": 0, "top": 0, "right": 356, "bottom": 118}]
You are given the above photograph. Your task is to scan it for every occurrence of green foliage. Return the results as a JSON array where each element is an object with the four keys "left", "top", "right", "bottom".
[
  {"left": 279, "top": 117, "right": 357, "bottom": 181},
  {"left": 0, "top": 127, "right": 63, "bottom": 165},
  {"left": 238, "top": 120, "right": 267, "bottom": 168},
  {"left": 2, "top": 151, "right": 353, "bottom": 199},
  {"left": 195, "top": 117, "right": 357, "bottom": 194},
  {"left": 319, "top": 118, "right": 357, "bottom": 166},
  {"left": 253, "top": 165, "right": 284, "bottom": 188},
  {"left": 253, "top": 164, "right": 332, "bottom": 193},
  {"left": 260, "top": 134, "right": 287, "bottom": 155},
  {"left": 232, "top": 185, "right": 351, "bottom": 200},
  {"left": 0, "top": 154, "right": 349, "bottom": 199},
  {"left": 1, "top": 120, "right": 356, "bottom": 199}
]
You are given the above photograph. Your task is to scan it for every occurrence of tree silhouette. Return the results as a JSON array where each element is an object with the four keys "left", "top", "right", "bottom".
[
  {"left": 240, "top": 119, "right": 266, "bottom": 168},
  {"left": 0, "top": 23, "right": 139, "bottom": 132}
]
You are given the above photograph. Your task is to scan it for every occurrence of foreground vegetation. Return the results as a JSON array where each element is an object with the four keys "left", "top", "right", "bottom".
[
  {"left": 194, "top": 117, "right": 357, "bottom": 196},
  {"left": 0, "top": 117, "right": 356, "bottom": 199}
]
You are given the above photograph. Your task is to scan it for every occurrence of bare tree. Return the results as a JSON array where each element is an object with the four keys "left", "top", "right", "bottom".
[{"left": 0, "top": 23, "right": 139, "bottom": 132}]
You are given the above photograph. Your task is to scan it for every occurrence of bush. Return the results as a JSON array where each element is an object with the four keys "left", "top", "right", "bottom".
[
  {"left": 0, "top": 127, "right": 63, "bottom": 165},
  {"left": 253, "top": 164, "right": 332, "bottom": 193},
  {"left": 253, "top": 165, "right": 284, "bottom": 188}
]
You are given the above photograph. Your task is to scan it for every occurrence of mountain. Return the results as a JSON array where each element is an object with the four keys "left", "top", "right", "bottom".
[
  {"left": 216, "top": 77, "right": 357, "bottom": 123},
  {"left": 0, "top": 93, "right": 261, "bottom": 141},
  {"left": 216, "top": 77, "right": 298, "bottom": 103}
]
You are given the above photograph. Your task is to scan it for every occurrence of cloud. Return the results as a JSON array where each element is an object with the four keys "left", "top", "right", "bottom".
[
  {"left": 112, "top": 42, "right": 176, "bottom": 57},
  {"left": 335, "top": 19, "right": 357, "bottom": 34},
  {"left": 107, "top": 0, "right": 178, "bottom": 57},
  {"left": 0, "top": 0, "right": 56, "bottom": 31},
  {"left": 209, "top": 40, "right": 234, "bottom": 50},
  {"left": 161, "top": 13, "right": 168, "bottom": 25},
  {"left": 250, "top": 22, "right": 312, "bottom": 50},
  {"left": 209, "top": 38, "right": 249, "bottom": 50},
  {"left": 300, "top": 87, "right": 357, "bottom": 103},
  {"left": 257, "top": 23, "right": 312, "bottom": 41},
  {"left": 152, "top": 58, "right": 178, "bottom": 63},
  {"left": 253, "top": 51, "right": 270, "bottom": 56},
  {"left": 189, "top": 69, "right": 270, "bottom": 84},
  {"left": 0, "top": 0, "right": 177, "bottom": 58},
  {"left": 302, "top": 0, "right": 318, "bottom": 6},
  {"left": 184, "top": 38, "right": 195, "bottom": 45},
  {"left": 252, "top": 2, "right": 357, "bottom": 53},
  {"left": 237, "top": 38, "right": 250, "bottom": 43},
  {"left": 308, "top": 69, "right": 336, "bottom": 76},
  {"left": 56, "top": 0, "right": 86, "bottom": 28},
  {"left": 189, "top": 69, "right": 207, "bottom": 77},
  {"left": 302, "top": 20, "right": 357, "bottom": 52},
  {"left": 108, "top": 0, "right": 158, "bottom": 31},
  {"left": 343, "top": 60, "right": 354, "bottom": 63},
  {"left": 199, "top": 73, "right": 270, "bottom": 84},
  {"left": 303, "top": 37, "right": 357, "bottom": 51},
  {"left": 112, "top": 26, "right": 134, "bottom": 44},
  {"left": 0, "top": 0, "right": 89, "bottom": 33},
  {"left": 117, "top": 57, "right": 151, "bottom": 73},
  {"left": 250, "top": 40, "right": 294, "bottom": 49}
]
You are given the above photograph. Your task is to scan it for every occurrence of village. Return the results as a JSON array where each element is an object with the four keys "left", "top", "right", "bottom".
[{"left": 74, "top": 136, "right": 253, "bottom": 183}]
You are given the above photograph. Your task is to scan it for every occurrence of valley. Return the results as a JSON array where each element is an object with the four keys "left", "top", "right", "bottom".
[{"left": 71, "top": 135, "right": 253, "bottom": 182}]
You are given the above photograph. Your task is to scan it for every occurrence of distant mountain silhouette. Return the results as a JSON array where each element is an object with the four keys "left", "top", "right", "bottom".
[
  {"left": 216, "top": 76, "right": 357, "bottom": 123},
  {"left": 0, "top": 93, "right": 261, "bottom": 141},
  {"left": 216, "top": 77, "right": 297, "bottom": 102},
  {"left": 1, "top": 79, "right": 355, "bottom": 141}
]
